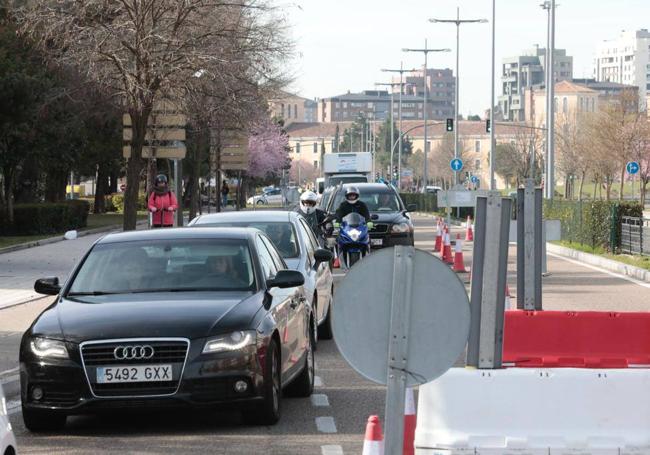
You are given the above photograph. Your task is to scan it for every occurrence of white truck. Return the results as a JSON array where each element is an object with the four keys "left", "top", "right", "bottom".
[{"left": 321, "top": 152, "right": 372, "bottom": 191}]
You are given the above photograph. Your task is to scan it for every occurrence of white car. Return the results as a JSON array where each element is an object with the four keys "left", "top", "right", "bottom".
[
  {"left": 247, "top": 188, "right": 284, "bottom": 205},
  {"left": 1, "top": 383, "right": 17, "bottom": 455}
]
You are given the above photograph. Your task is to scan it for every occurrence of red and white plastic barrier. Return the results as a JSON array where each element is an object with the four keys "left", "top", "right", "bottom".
[
  {"left": 415, "top": 367, "right": 650, "bottom": 454},
  {"left": 503, "top": 310, "right": 650, "bottom": 368}
]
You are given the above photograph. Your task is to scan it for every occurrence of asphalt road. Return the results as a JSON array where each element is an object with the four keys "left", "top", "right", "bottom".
[{"left": 5, "top": 214, "right": 650, "bottom": 454}]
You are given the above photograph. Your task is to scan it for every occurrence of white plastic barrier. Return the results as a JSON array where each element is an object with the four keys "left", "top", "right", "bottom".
[{"left": 415, "top": 368, "right": 650, "bottom": 455}]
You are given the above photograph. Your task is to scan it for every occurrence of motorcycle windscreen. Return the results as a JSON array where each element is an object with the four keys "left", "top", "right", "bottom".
[{"left": 342, "top": 212, "right": 366, "bottom": 227}]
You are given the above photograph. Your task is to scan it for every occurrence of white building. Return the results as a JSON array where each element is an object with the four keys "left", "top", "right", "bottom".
[{"left": 594, "top": 29, "right": 650, "bottom": 109}]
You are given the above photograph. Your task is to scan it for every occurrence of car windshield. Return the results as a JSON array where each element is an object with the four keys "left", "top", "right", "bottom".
[
  {"left": 67, "top": 239, "right": 256, "bottom": 296},
  {"left": 332, "top": 190, "right": 402, "bottom": 212},
  {"left": 192, "top": 221, "right": 299, "bottom": 258}
]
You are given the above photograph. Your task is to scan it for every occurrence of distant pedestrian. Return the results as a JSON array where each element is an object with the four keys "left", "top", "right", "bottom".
[
  {"left": 148, "top": 175, "right": 178, "bottom": 228},
  {"left": 221, "top": 181, "right": 230, "bottom": 208}
]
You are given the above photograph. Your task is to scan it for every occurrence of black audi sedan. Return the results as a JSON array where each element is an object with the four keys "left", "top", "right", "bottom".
[{"left": 20, "top": 228, "right": 316, "bottom": 431}]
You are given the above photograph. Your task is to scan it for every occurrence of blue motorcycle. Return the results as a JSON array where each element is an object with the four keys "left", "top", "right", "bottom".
[{"left": 336, "top": 213, "right": 370, "bottom": 268}]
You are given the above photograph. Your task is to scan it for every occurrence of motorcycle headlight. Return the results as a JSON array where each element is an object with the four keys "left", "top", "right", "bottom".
[
  {"left": 349, "top": 229, "right": 361, "bottom": 241},
  {"left": 391, "top": 222, "right": 411, "bottom": 233},
  {"left": 30, "top": 337, "right": 69, "bottom": 359},
  {"left": 203, "top": 331, "right": 256, "bottom": 354}
]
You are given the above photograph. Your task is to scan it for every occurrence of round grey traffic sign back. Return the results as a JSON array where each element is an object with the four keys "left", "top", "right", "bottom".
[{"left": 332, "top": 247, "right": 470, "bottom": 386}]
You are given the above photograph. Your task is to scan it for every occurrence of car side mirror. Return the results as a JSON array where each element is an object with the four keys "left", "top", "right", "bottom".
[
  {"left": 371, "top": 214, "right": 379, "bottom": 221},
  {"left": 314, "top": 248, "right": 333, "bottom": 266},
  {"left": 406, "top": 204, "right": 417, "bottom": 212},
  {"left": 34, "top": 277, "right": 61, "bottom": 295},
  {"left": 266, "top": 270, "right": 305, "bottom": 289}
]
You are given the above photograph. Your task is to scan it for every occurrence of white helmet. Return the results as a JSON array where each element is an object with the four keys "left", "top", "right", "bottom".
[{"left": 300, "top": 191, "right": 319, "bottom": 215}]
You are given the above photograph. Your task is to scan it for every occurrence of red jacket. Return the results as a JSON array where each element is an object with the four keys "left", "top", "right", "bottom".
[{"left": 148, "top": 191, "right": 178, "bottom": 226}]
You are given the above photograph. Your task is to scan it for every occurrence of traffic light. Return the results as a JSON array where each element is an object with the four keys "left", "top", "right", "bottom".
[
  {"left": 486, "top": 120, "right": 491, "bottom": 133},
  {"left": 295, "top": 143, "right": 301, "bottom": 154},
  {"left": 313, "top": 142, "right": 317, "bottom": 153},
  {"left": 446, "top": 118, "right": 454, "bottom": 132}
]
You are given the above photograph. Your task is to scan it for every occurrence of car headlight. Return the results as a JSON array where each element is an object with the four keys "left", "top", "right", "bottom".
[
  {"left": 30, "top": 337, "right": 69, "bottom": 359},
  {"left": 203, "top": 331, "right": 256, "bottom": 354},
  {"left": 391, "top": 222, "right": 411, "bottom": 233}
]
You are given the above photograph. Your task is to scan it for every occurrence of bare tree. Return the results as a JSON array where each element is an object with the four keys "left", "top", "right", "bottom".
[
  {"left": 556, "top": 112, "right": 592, "bottom": 200},
  {"left": 494, "top": 125, "right": 543, "bottom": 188},
  {"left": 16, "top": 0, "right": 292, "bottom": 229}
]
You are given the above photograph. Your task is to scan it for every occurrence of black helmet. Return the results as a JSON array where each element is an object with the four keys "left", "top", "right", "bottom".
[
  {"left": 345, "top": 186, "right": 360, "bottom": 200},
  {"left": 155, "top": 174, "right": 168, "bottom": 185}
]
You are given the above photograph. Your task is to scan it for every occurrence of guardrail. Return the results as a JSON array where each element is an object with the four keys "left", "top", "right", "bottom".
[{"left": 621, "top": 216, "right": 650, "bottom": 255}]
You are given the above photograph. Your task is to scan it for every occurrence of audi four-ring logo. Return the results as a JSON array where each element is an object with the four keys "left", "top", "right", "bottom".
[{"left": 113, "top": 345, "right": 155, "bottom": 360}]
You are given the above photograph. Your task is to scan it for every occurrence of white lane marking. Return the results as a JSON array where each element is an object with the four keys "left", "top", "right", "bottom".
[
  {"left": 321, "top": 445, "right": 344, "bottom": 455},
  {"left": 0, "top": 367, "right": 19, "bottom": 378},
  {"left": 548, "top": 252, "right": 650, "bottom": 289},
  {"left": 315, "top": 416, "right": 337, "bottom": 433},
  {"left": 314, "top": 376, "right": 323, "bottom": 387},
  {"left": 7, "top": 399, "right": 21, "bottom": 415},
  {"left": 311, "top": 393, "right": 330, "bottom": 407},
  {"left": 332, "top": 273, "right": 346, "bottom": 278}
]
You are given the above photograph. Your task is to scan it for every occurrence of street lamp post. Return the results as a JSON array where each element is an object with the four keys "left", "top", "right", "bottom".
[
  {"left": 490, "top": 0, "right": 496, "bottom": 190},
  {"left": 375, "top": 82, "right": 402, "bottom": 181},
  {"left": 541, "top": 0, "right": 556, "bottom": 199},
  {"left": 382, "top": 64, "right": 418, "bottom": 189},
  {"left": 430, "top": 8, "right": 487, "bottom": 187},
  {"left": 402, "top": 41, "right": 451, "bottom": 188}
]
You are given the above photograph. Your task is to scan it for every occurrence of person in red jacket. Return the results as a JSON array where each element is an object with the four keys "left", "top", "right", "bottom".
[{"left": 148, "top": 174, "right": 178, "bottom": 228}]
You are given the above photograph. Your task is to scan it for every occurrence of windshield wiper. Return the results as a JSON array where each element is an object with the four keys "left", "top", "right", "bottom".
[{"left": 66, "top": 291, "right": 122, "bottom": 296}]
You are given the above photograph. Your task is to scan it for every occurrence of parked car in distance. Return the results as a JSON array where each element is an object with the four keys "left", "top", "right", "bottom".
[
  {"left": 22, "top": 227, "right": 314, "bottom": 431},
  {"left": 189, "top": 211, "right": 334, "bottom": 340},
  {"left": 247, "top": 188, "right": 284, "bottom": 205}
]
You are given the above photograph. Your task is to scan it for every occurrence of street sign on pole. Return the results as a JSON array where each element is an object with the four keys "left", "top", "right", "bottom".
[
  {"left": 627, "top": 161, "right": 640, "bottom": 175},
  {"left": 219, "top": 131, "right": 249, "bottom": 171},
  {"left": 450, "top": 158, "right": 463, "bottom": 172},
  {"left": 333, "top": 246, "right": 470, "bottom": 455},
  {"left": 471, "top": 175, "right": 479, "bottom": 184}
]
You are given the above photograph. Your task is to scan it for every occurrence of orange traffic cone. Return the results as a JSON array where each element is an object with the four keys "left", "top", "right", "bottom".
[
  {"left": 434, "top": 225, "right": 442, "bottom": 253},
  {"left": 362, "top": 415, "right": 384, "bottom": 455},
  {"left": 442, "top": 232, "right": 453, "bottom": 264},
  {"left": 465, "top": 216, "right": 474, "bottom": 241},
  {"left": 403, "top": 388, "right": 417, "bottom": 455},
  {"left": 505, "top": 284, "right": 511, "bottom": 310},
  {"left": 453, "top": 234, "right": 468, "bottom": 273}
]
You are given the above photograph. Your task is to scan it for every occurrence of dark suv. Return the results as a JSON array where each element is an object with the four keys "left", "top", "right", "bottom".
[{"left": 325, "top": 183, "right": 415, "bottom": 248}]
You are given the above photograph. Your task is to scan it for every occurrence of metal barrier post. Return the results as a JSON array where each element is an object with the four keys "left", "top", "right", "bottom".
[{"left": 466, "top": 192, "right": 511, "bottom": 369}]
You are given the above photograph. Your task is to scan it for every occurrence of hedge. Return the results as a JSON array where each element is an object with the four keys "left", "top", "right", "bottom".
[
  {"left": 110, "top": 193, "right": 147, "bottom": 213},
  {"left": 543, "top": 200, "right": 643, "bottom": 252},
  {"left": 1, "top": 200, "right": 90, "bottom": 235}
]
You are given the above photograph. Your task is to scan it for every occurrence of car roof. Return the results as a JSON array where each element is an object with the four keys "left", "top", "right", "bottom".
[
  {"left": 191, "top": 210, "right": 298, "bottom": 225},
  {"left": 98, "top": 227, "right": 261, "bottom": 244},
  {"left": 338, "top": 183, "right": 397, "bottom": 192}
]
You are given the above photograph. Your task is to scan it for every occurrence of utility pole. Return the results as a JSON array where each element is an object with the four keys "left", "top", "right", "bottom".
[
  {"left": 375, "top": 82, "right": 405, "bottom": 182},
  {"left": 403, "top": 42, "right": 451, "bottom": 187},
  {"left": 382, "top": 64, "right": 418, "bottom": 189},
  {"left": 490, "top": 0, "right": 496, "bottom": 190},
  {"left": 430, "top": 8, "right": 487, "bottom": 187},
  {"left": 541, "top": 0, "right": 556, "bottom": 199}
]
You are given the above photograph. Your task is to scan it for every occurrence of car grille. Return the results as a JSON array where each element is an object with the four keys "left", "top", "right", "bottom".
[
  {"left": 371, "top": 223, "right": 389, "bottom": 233},
  {"left": 80, "top": 339, "right": 189, "bottom": 398}
]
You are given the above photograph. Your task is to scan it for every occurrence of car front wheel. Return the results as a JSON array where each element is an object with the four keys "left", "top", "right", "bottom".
[{"left": 244, "top": 338, "right": 281, "bottom": 425}]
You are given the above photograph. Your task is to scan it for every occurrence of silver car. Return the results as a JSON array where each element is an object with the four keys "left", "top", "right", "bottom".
[
  {"left": 1, "top": 383, "right": 17, "bottom": 455},
  {"left": 189, "top": 211, "right": 334, "bottom": 341}
]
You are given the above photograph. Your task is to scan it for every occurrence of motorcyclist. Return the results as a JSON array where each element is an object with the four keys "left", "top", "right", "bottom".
[
  {"left": 295, "top": 191, "right": 329, "bottom": 241},
  {"left": 334, "top": 186, "right": 372, "bottom": 227}
]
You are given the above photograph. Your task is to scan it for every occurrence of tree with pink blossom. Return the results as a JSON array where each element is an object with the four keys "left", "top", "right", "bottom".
[{"left": 247, "top": 119, "right": 290, "bottom": 179}]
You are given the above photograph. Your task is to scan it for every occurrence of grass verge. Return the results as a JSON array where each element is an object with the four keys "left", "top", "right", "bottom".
[{"left": 553, "top": 240, "right": 650, "bottom": 271}]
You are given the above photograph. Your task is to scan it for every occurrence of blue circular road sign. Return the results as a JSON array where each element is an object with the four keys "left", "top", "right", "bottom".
[
  {"left": 471, "top": 175, "right": 479, "bottom": 184},
  {"left": 626, "top": 161, "right": 640, "bottom": 175},
  {"left": 450, "top": 158, "right": 463, "bottom": 172}
]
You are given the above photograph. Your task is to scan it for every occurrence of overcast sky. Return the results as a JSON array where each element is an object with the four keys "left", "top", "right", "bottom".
[{"left": 285, "top": 0, "right": 650, "bottom": 117}]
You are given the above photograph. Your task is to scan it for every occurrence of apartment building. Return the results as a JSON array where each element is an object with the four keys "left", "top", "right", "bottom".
[
  {"left": 392, "top": 68, "right": 456, "bottom": 119},
  {"left": 499, "top": 46, "right": 573, "bottom": 121},
  {"left": 594, "top": 29, "right": 650, "bottom": 109},
  {"left": 269, "top": 92, "right": 318, "bottom": 125}
]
